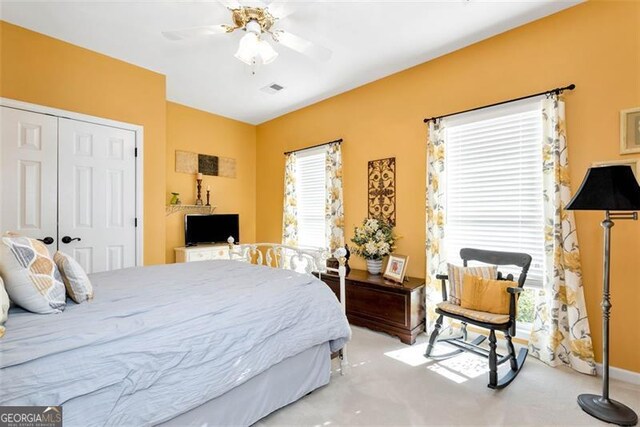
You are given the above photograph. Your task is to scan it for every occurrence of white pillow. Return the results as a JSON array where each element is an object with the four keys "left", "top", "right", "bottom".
[
  {"left": 54, "top": 251, "right": 93, "bottom": 303},
  {"left": 0, "top": 276, "right": 9, "bottom": 338},
  {"left": 0, "top": 235, "right": 66, "bottom": 314}
]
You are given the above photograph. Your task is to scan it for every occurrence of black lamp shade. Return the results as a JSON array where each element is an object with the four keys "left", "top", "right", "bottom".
[{"left": 566, "top": 165, "right": 640, "bottom": 211}]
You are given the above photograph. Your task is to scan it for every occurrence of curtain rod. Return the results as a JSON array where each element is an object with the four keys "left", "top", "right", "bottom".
[
  {"left": 284, "top": 138, "right": 343, "bottom": 155},
  {"left": 422, "top": 84, "right": 575, "bottom": 123}
]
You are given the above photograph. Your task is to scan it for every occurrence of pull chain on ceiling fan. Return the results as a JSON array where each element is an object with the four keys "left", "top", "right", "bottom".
[{"left": 162, "top": 0, "right": 332, "bottom": 66}]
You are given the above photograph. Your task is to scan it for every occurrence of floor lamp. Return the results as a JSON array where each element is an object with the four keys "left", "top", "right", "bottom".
[{"left": 566, "top": 165, "right": 640, "bottom": 426}]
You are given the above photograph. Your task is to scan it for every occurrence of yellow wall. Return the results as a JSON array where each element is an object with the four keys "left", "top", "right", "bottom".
[
  {"left": 0, "top": 22, "right": 257, "bottom": 266},
  {"left": 2, "top": 2, "right": 639, "bottom": 372},
  {"left": 0, "top": 21, "right": 167, "bottom": 265},
  {"left": 256, "top": 2, "right": 640, "bottom": 372},
  {"left": 165, "top": 102, "right": 256, "bottom": 262}
]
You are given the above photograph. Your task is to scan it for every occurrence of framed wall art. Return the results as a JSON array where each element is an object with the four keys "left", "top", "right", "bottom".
[
  {"left": 620, "top": 107, "right": 640, "bottom": 154},
  {"left": 175, "top": 150, "right": 237, "bottom": 178},
  {"left": 368, "top": 157, "right": 396, "bottom": 226}
]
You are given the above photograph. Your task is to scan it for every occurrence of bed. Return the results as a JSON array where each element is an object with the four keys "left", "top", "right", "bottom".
[{"left": 0, "top": 243, "right": 350, "bottom": 426}]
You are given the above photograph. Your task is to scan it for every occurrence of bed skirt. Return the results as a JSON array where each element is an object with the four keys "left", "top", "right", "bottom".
[{"left": 158, "top": 342, "right": 331, "bottom": 426}]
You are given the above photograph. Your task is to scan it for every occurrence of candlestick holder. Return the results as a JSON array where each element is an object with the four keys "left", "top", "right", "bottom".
[
  {"left": 195, "top": 179, "right": 203, "bottom": 206},
  {"left": 206, "top": 190, "right": 211, "bottom": 207}
]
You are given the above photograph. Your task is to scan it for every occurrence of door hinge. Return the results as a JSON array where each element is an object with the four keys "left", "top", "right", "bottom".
[
  {"left": 134, "top": 218, "right": 138, "bottom": 227},
  {"left": 134, "top": 147, "right": 138, "bottom": 157}
]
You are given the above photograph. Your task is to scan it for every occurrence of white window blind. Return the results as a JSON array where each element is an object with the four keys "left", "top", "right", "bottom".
[
  {"left": 296, "top": 147, "right": 326, "bottom": 249},
  {"left": 444, "top": 101, "right": 545, "bottom": 287}
]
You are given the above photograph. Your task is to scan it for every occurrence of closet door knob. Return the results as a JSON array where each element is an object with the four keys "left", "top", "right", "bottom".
[
  {"left": 61, "top": 236, "right": 82, "bottom": 244},
  {"left": 37, "top": 237, "right": 55, "bottom": 245}
]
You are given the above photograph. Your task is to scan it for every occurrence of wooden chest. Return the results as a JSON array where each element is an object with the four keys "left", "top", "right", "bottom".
[{"left": 316, "top": 269, "right": 426, "bottom": 345}]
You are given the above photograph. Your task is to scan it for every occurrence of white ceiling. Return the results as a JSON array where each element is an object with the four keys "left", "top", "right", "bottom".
[{"left": 0, "top": 0, "right": 579, "bottom": 124}]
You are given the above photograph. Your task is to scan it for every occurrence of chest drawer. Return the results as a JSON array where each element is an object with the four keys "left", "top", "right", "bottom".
[
  {"left": 186, "top": 250, "right": 214, "bottom": 262},
  {"left": 210, "top": 247, "right": 229, "bottom": 260}
]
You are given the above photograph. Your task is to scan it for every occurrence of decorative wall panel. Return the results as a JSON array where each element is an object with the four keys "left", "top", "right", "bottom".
[
  {"left": 198, "top": 154, "right": 219, "bottom": 176},
  {"left": 175, "top": 150, "right": 236, "bottom": 178},
  {"left": 175, "top": 150, "right": 198, "bottom": 174},
  {"left": 368, "top": 157, "right": 396, "bottom": 226}
]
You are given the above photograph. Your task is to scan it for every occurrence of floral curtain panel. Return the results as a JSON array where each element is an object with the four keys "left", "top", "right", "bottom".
[
  {"left": 282, "top": 152, "right": 298, "bottom": 246},
  {"left": 425, "top": 119, "right": 447, "bottom": 331},
  {"left": 528, "top": 96, "right": 596, "bottom": 375},
  {"left": 325, "top": 142, "right": 345, "bottom": 252}
]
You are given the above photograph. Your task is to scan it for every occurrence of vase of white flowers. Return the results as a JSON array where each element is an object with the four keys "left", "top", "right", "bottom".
[{"left": 351, "top": 218, "right": 395, "bottom": 275}]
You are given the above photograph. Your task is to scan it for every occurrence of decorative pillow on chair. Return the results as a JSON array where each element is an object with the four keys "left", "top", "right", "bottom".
[
  {"left": 0, "top": 277, "right": 9, "bottom": 338},
  {"left": 0, "top": 235, "right": 66, "bottom": 314},
  {"left": 460, "top": 274, "right": 516, "bottom": 315},
  {"left": 54, "top": 251, "right": 93, "bottom": 303},
  {"left": 447, "top": 263, "right": 497, "bottom": 305}
]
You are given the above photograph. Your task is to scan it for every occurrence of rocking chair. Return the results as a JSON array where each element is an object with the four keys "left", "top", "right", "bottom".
[{"left": 424, "top": 248, "right": 532, "bottom": 389}]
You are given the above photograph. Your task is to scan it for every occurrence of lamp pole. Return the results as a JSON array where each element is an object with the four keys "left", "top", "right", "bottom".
[
  {"left": 601, "top": 211, "right": 613, "bottom": 402},
  {"left": 577, "top": 210, "right": 638, "bottom": 426}
]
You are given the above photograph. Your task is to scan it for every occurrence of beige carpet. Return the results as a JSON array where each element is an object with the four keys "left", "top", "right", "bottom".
[{"left": 259, "top": 326, "right": 640, "bottom": 426}]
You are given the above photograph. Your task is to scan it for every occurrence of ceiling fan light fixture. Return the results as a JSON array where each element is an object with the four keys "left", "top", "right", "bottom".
[
  {"left": 234, "top": 32, "right": 259, "bottom": 65},
  {"left": 245, "top": 19, "right": 262, "bottom": 35},
  {"left": 258, "top": 40, "right": 278, "bottom": 64}
]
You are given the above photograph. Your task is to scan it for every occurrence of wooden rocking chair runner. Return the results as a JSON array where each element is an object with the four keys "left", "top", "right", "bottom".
[{"left": 424, "top": 248, "right": 533, "bottom": 389}]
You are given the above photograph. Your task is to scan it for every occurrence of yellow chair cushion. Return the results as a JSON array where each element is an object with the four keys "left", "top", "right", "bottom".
[
  {"left": 436, "top": 302, "right": 510, "bottom": 325},
  {"left": 460, "top": 274, "right": 515, "bottom": 315}
]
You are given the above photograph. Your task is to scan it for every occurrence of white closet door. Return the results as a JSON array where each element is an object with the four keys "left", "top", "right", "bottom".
[
  {"left": 0, "top": 107, "right": 58, "bottom": 253},
  {"left": 58, "top": 118, "right": 136, "bottom": 273}
]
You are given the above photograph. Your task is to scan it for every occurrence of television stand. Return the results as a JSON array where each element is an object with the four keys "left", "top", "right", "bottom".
[{"left": 175, "top": 244, "right": 230, "bottom": 263}]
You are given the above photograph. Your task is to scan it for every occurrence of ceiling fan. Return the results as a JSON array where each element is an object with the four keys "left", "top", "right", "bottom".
[{"left": 162, "top": 0, "right": 332, "bottom": 66}]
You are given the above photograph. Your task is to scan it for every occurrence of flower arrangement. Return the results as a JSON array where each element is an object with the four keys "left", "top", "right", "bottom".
[{"left": 350, "top": 218, "right": 395, "bottom": 261}]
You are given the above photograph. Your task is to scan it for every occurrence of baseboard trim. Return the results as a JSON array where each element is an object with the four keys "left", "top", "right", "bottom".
[{"left": 595, "top": 363, "right": 640, "bottom": 386}]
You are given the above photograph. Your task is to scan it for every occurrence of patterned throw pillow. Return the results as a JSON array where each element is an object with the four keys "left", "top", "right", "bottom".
[
  {"left": 54, "top": 251, "right": 93, "bottom": 303},
  {"left": 0, "top": 276, "right": 9, "bottom": 338},
  {"left": 447, "top": 263, "right": 497, "bottom": 305},
  {"left": 0, "top": 235, "right": 66, "bottom": 313}
]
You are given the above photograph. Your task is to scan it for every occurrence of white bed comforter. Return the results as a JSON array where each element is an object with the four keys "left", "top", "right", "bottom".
[{"left": 0, "top": 260, "right": 351, "bottom": 426}]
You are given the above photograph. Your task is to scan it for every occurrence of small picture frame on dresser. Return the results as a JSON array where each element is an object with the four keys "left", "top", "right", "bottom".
[{"left": 383, "top": 254, "right": 409, "bottom": 283}]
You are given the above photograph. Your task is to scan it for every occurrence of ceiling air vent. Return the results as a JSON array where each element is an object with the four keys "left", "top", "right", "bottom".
[{"left": 261, "top": 83, "right": 285, "bottom": 94}]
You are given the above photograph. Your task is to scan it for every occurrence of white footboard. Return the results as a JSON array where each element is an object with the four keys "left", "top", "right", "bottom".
[{"left": 227, "top": 237, "right": 349, "bottom": 374}]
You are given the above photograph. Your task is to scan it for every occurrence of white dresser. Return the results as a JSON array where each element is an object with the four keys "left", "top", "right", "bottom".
[{"left": 175, "top": 244, "right": 230, "bottom": 263}]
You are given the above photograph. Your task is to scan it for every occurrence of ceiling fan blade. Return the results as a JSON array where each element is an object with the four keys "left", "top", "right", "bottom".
[
  {"left": 216, "top": 0, "right": 242, "bottom": 10},
  {"left": 162, "top": 25, "right": 232, "bottom": 41},
  {"left": 272, "top": 30, "right": 332, "bottom": 62},
  {"left": 266, "top": 1, "right": 294, "bottom": 19},
  {"left": 245, "top": 0, "right": 270, "bottom": 9}
]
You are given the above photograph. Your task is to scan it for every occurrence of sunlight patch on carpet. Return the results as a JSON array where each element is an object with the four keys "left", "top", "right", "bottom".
[{"left": 384, "top": 343, "right": 430, "bottom": 367}]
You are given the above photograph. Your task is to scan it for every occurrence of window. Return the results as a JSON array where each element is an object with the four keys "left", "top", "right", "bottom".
[
  {"left": 444, "top": 100, "right": 545, "bottom": 290},
  {"left": 295, "top": 147, "right": 326, "bottom": 248}
]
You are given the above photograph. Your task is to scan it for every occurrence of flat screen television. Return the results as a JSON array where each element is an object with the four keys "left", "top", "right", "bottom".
[{"left": 184, "top": 214, "right": 239, "bottom": 246}]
